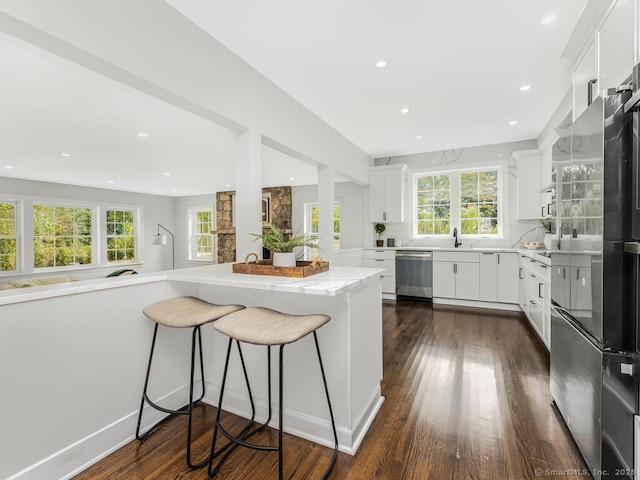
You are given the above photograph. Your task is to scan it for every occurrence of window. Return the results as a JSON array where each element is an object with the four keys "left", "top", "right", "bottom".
[
  {"left": 106, "top": 209, "right": 136, "bottom": 263},
  {"left": 414, "top": 167, "right": 502, "bottom": 237},
  {"left": 0, "top": 201, "right": 18, "bottom": 272},
  {"left": 416, "top": 175, "right": 451, "bottom": 235},
  {"left": 188, "top": 207, "right": 214, "bottom": 261},
  {"left": 33, "top": 204, "right": 93, "bottom": 268},
  {"left": 305, "top": 202, "right": 340, "bottom": 250}
]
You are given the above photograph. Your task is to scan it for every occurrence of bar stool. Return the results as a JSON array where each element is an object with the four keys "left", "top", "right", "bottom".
[
  {"left": 207, "top": 306, "right": 339, "bottom": 480},
  {"left": 135, "top": 296, "right": 252, "bottom": 469}
]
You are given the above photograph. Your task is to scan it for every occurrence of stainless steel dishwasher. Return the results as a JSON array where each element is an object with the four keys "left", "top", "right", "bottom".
[{"left": 395, "top": 250, "right": 433, "bottom": 300}]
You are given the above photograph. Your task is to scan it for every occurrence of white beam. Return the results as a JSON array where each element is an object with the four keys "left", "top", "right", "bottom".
[{"left": 235, "top": 129, "right": 262, "bottom": 261}]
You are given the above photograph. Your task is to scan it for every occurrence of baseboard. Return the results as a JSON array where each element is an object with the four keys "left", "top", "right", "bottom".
[
  {"left": 6, "top": 384, "right": 190, "bottom": 480},
  {"left": 202, "top": 380, "right": 383, "bottom": 455},
  {"left": 432, "top": 297, "right": 521, "bottom": 311}
]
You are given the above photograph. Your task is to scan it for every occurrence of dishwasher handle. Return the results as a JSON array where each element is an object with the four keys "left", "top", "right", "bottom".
[{"left": 396, "top": 253, "right": 433, "bottom": 260}]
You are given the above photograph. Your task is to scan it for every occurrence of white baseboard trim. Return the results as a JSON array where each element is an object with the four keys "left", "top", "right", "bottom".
[
  {"left": 6, "top": 384, "right": 190, "bottom": 480},
  {"left": 432, "top": 297, "right": 522, "bottom": 311},
  {"left": 202, "top": 380, "right": 384, "bottom": 455}
]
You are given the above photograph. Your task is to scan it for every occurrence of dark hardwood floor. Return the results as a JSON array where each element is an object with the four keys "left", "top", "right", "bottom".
[{"left": 74, "top": 301, "right": 586, "bottom": 480}]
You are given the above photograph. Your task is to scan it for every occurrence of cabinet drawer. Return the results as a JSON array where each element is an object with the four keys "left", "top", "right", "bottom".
[
  {"left": 523, "top": 257, "right": 550, "bottom": 282},
  {"left": 364, "top": 258, "right": 396, "bottom": 275},
  {"left": 364, "top": 249, "right": 396, "bottom": 260},
  {"left": 527, "top": 294, "right": 544, "bottom": 338},
  {"left": 432, "top": 251, "right": 479, "bottom": 263}
]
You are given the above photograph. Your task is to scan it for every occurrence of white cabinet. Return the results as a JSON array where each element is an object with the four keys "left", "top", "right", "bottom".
[
  {"left": 368, "top": 164, "right": 407, "bottom": 223},
  {"left": 519, "top": 255, "right": 551, "bottom": 348},
  {"left": 573, "top": 40, "right": 597, "bottom": 121},
  {"left": 433, "top": 251, "right": 479, "bottom": 301},
  {"left": 364, "top": 249, "right": 396, "bottom": 296},
  {"left": 598, "top": 0, "right": 635, "bottom": 94},
  {"left": 479, "top": 252, "right": 519, "bottom": 304},
  {"left": 514, "top": 150, "right": 549, "bottom": 220}
]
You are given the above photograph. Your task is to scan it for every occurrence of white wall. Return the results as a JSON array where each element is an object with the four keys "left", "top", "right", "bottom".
[
  {"left": 292, "top": 182, "right": 366, "bottom": 251},
  {"left": 372, "top": 139, "right": 542, "bottom": 248},
  {"left": 0, "top": 177, "right": 176, "bottom": 276}
]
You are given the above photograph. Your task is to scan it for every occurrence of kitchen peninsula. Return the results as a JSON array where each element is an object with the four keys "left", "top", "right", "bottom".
[{"left": 0, "top": 264, "right": 384, "bottom": 480}]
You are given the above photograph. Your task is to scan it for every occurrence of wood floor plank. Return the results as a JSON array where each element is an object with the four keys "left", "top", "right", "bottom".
[{"left": 73, "top": 300, "right": 587, "bottom": 480}]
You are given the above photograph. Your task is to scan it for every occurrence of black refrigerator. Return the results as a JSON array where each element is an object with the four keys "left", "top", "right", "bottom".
[{"left": 550, "top": 84, "right": 637, "bottom": 480}]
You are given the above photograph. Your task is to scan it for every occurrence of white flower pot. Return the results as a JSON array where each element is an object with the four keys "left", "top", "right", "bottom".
[{"left": 273, "top": 252, "right": 296, "bottom": 267}]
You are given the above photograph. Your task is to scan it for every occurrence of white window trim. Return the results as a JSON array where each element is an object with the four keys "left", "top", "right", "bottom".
[
  {"left": 0, "top": 194, "right": 143, "bottom": 277},
  {"left": 303, "top": 201, "right": 341, "bottom": 252},
  {"left": 412, "top": 164, "right": 507, "bottom": 239},
  {"left": 0, "top": 198, "right": 21, "bottom": 276},
  {"left": 187, "top": 206, "right": 216, "bottom": 263}
]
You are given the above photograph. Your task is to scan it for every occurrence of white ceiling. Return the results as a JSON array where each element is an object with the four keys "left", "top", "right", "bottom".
[
  {"left": 168, "top": 0, "right": 586, "bottom": 157},
  {"left": 0, "top": 1, "right": 586, "bottom": 196},
  {"left": 0, "top": 31, "right": 321, "bottom": 196}
]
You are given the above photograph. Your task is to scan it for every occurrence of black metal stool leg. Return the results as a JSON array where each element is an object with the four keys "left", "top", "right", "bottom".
[
  {"left": 187, "top": 326, "right": 208, "bottom": 468},
  {"left": 136, "top": 323, "right": 159, "bottom": 440},
  {"left": 278, "top": 344, "right": 285, "bottom": 480},
  {"left": 313, "top": 331, "right": 339, "bottom": 480}
]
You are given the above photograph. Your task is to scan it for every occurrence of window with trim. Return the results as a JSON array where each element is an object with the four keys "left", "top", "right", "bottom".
[
  {"left": 33, "top": 204, "right": 93, "bottom": 268},
  {"left": 414, "top": 167, "right": 502, "bottom": 237},
  {"left": 305, "top": 202, "right": 340, "bottom": 250},
  {"left": 188, "top": 207, "right": 214, "bottom": 261},
  {"left": 0, "top": 201, "right": 18, "bottom": 272},
  {"left": 106, "top": 209, "right": 136, "bottom": 263}
]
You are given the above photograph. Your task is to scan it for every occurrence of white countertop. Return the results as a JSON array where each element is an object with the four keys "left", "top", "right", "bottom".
[
  {"left": 366, "top": 245, "right": 552, "bottom": 265},
  {"left": 0, "top": 264, "right": 385, "bottom": 306}
]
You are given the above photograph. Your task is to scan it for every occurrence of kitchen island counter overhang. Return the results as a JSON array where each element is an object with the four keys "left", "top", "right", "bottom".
[{"left": 0, "top": 264, "right": 384, "bottom": 480}]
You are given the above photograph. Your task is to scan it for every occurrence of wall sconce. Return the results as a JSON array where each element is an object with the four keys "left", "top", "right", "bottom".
[{"left": 151, "top": 223, "right": 174, "bottom": 270}]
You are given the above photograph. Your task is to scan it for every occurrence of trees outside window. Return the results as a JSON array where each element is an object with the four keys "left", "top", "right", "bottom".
[
  {"left": 106, "top": 209, "right": 136, "bottom": 263},
  {"left": 188, "top": 208, "right": 214, "bottom": 261},
  {"left": 414, "top": 167, "right": 501, "bottom": 237},
  {"left": 305, "top": 202, "right": 340, "bottom": 252},
  {"left": 33, "top": 204, "right": 93, "bottom": 268},
  {"left": 0, "top": 202, "right": 17, "bottom": 272}
]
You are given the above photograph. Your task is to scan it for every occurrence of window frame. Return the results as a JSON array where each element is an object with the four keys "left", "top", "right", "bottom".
[
  {"left": 33, "top": 201, "right": 96, "bottom": 271},
  {"left": 105, "top": 207, "right": 138, "bottom": 264},
  {"left": 304, "top": 201, "right": 341, "bottom": 251},
  {"left": 0, "top": 199, "right": 20, "bottom": 275},
  {"left": 412, "top": 165, "right": 505, "bottom": 239},
  {"left": 187, "top": 206, "right": 215, "bottom": 262}
]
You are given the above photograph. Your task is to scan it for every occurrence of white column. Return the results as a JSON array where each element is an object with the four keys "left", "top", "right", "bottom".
[
  {"left": 235, "top": 129, "right": 263, "bottom": 260},
  {"left": 317, "top": 165, "right": 335, "bottom": 263}
]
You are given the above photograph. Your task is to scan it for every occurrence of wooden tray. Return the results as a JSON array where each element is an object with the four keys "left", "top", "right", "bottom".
[{"left": 232, "top": 253, "right": 329, "bottom": 278}]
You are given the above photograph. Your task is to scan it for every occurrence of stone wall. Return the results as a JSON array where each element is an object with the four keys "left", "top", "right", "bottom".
[{"left": 214, "top": 186, "right": 292, "bottom": 263}]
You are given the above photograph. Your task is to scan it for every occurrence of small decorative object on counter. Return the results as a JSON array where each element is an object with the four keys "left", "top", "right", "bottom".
[
  {"left": 374, "top": 223, "right": 386, "bottom": 247},
  {"left": 539, "top": 218, "right": 554, "bottom": 250},
  {"left": 232, "top": 252, "right": 329, "bottom": 277},
  {"left": 251, "top": 221, "right": 317, "bottom": 267}
]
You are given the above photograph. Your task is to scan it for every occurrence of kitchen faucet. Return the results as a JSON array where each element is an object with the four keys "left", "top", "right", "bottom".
[{"left": 453, "top": 227, "right": 461, "bottom": 248}]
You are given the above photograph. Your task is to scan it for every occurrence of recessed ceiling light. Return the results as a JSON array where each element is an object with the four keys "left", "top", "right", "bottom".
[
  {"left": 163, "top": 172, "right": 171, "bottom": 176},
  {"left": 137, "top": 132, "right": 149, "bottom": 138},
  {"left": 225, "top": 184, "right": 231, "bottom": 188},
  {"left": 60, "top": 152, "right": 71, "bottom": 157},
  {"left": 401, "top": 108, "right": 410, "bottom": 114},
  {"left": 509, "top": 120, "right": 518, "bottom": 126},
  {"left": 416, "top": 135, "right": 423, "bottom": 140},
  {"left": 5, "top": 165, "right": 14, "bottom": 169},
  {"left": 289, "top": 177, "right": 295, "bottom": 181},
  {"left": 541, "top": 14, "right": 557, "bottom": 25},
  {"left": 172, "top": 189, "right": 178, "bottom": 193},
  {"left": 520, "top": 85, "right": 531, "bottom": 92},
  {"left": 107, "top": 180, "right": 115, "bottom": 184},
  {"left": 375, "top": 60, "right": 387, "bottom": 68}
]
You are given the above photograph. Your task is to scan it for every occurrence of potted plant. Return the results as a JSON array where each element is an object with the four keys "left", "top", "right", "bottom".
[
  {"left": 540, "top": 218, "right": 553, "bottom": 249},
  {"left": 374, "top": 223, "right": 386, "bottom": 247},
  {"left": 251, "top": 222, "right": 317, "bottom": 267}
]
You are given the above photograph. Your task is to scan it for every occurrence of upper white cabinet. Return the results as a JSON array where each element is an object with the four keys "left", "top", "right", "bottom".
[
  {"left": 573, "top": 40, "right": 598, "bottom": 122},
  {"left": 368, "top": 164, "right": 407, "bottom": 223},
  {"left": 514, "top": 150, "right": 548, "bottom": 220},
  {"left": 598, "top": 0, "right": 635, "bottom": 93}
]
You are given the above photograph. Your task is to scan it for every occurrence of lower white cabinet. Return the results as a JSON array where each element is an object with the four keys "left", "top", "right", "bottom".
[
  {"left": 433, "top": 252, "right": 479, "bottom": 301},
  {"left": 364, "top": 249, "right": 396, "bottom": 296},
  {"left": 519, "top": 255, "right": 551, "bottom": 348},
  {"left": 479, "top": 252, "right": 519, "bottom": 303}
]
